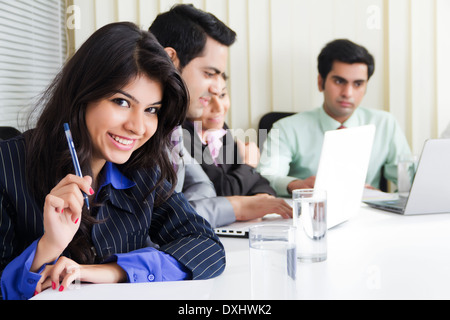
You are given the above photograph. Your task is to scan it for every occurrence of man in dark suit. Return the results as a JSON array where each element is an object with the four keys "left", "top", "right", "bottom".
[
  {"left": 182, "top": 80, "right": 275, "bottom": 197},
  {"left": 150, "top": 4, "right": 292, "bottom": 223}
]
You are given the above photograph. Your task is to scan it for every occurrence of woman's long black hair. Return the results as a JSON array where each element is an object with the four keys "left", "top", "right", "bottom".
[{"left": 25, "top": 22, "right": 189, "bottom": 263}]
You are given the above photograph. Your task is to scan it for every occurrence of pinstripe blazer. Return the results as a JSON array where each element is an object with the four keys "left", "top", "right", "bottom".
[{"left": 0, "top": 135, "right": 225, "bottom": 281}]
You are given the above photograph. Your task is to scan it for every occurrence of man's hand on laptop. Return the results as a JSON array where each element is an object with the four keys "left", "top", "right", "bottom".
[
  {"left": 226, "top": 194, "right": 293, "bottom": 221},
  {"left": 287, "top": 176, "right": 316, "bottom": 194}
]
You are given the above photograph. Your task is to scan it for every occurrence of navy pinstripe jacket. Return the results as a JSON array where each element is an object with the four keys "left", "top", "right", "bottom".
[{"left": 0, "top": 136, "right": 225, "bottom": 295}]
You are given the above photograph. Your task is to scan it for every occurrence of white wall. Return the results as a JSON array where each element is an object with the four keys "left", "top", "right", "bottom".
[{"left": 71, "top": 0, "right": 450, "bottom": 154}]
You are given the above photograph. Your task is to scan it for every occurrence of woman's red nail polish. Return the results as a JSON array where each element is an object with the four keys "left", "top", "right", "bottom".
[
  {"left": 34, "top": 291, "right": 39, "bottom": 296},
  {"left": 59, "top": 286, "right": 64, "bottom": 292},
  {"left": 74, "top": 218, "right": 79, "bottom": 224},
  {"left": 52, "top": 281, "right": 56, "bottom": 290},
  {"left": 61, "top": 209, "right": 64, "bottom": 214},
  {"left": 89, "top": 188, "right": 95, "bottom": 195}
]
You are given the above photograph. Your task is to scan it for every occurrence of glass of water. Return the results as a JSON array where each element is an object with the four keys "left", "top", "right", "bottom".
[
  {"left": 292, "top": 189, "right": 327, "bottom": 262},
  {"left": 249, "top": 225, "right": 297, "bottom": 300}
]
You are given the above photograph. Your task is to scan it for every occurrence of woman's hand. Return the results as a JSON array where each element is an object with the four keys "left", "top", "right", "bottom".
[
  {"left": 42, "top": 174, "right": 93, "bottom": 252},
  {"left": 31, "top": 174, "right": 93, "bottom": 273},
  {"left": 35, "top": 256, "right": 82, "bottom": 294},
  {"left": 34, "top": 256, "right": 127, "bottom": 295}
]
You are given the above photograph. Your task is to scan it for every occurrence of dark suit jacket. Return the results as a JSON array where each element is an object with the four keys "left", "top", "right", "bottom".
[
  {"left": 182, "top": 121, "right": 276, "bottom": 197},
  {"left": 0, "top": 135, "right": 225, "bottom": 282}
]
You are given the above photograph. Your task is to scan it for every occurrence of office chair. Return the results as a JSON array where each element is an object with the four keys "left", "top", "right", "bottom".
[
  {"left": 258, "top": 112, "right": 295, "bottom": 146},
  {"left": 0, "top": 126, "right": 21, "bottom": 141}
]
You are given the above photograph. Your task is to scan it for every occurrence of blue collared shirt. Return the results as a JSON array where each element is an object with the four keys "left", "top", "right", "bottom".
[
  {"left": 1, "top": 162, "right": 190, "bottom": 300},
  {"left": 96, "top": 162, "right": 190, "bottom": 281}
]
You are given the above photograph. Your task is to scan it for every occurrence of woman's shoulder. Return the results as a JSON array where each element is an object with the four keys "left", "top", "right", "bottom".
[
  {"left": 134, "top": 164, "right": 160, "bottom": 179},
  {"left": 130, "top": 165, "right": 175, "bottom": 197},
  {"left": 0, "top": 134, "right": 27, "bottom": 166},
  {"left": 0, "top": 132, "right": 25, "bottom": 146},
  {"left": 0, "top": 134, "right": 28, "bottom": 198}
]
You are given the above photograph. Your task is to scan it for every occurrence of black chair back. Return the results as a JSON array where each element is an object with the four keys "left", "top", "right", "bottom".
[
  {"left": 258, "top": 112, "right": 295, "bottom": 146},
  {"left": 0, "top": 127, "right": 21, "bottom": 141}
]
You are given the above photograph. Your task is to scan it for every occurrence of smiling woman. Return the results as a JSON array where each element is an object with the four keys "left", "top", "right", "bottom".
[
  {"left": 0, "top": 22, "right": 226, "bottom": 300},
  {"left": 85, "top": 76, "right": 163, "bottom": 180}
]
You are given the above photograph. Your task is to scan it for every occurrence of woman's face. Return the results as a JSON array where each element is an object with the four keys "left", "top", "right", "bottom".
[{"left": 85, "top": 75, "right": 162, "bottom": 174}]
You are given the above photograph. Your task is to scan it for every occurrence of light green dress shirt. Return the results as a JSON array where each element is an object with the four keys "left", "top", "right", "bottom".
[{"left": 257, "top": 106, "right": 412, "bottom": 197}]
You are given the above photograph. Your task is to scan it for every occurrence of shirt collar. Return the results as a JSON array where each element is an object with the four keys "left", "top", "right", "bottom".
[
  {"left": 193, "top": 121, "right": 227, "bottom": 145},
  {"left": 98, "top": 162, "right": 136, "bottom": 192},
  {"left": 319, "top": 106, "right": 361, "bottom": 132}
]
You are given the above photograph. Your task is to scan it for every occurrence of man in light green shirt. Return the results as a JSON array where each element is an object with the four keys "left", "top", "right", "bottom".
[{"left": 258, "top": 39, "right": 412, "bottom": 197}]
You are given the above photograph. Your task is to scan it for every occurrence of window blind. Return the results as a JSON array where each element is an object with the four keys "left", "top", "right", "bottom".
[{"left": 0, "top": 0, "right": 67, "bottom": 130}]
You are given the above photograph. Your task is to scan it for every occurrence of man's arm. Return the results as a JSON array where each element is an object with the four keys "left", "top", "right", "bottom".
[
  {"left": 181, "top": 150, "right": 236, "bottom": 228},
  {"left": 257, "top": 123, "right": 299, "bottom": 196}
]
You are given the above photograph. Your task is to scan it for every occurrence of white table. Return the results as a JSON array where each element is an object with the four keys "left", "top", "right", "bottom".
[{"left": 33, "top": 205, "right": 450, "bottom": 300}]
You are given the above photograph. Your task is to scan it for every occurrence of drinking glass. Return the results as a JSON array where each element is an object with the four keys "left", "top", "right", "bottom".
[
  {"left": 292, "top": 189, "right": 327, "bottom": 262},
  {"left": 249, "top": 224, "right": 297, "bottom": 300}
]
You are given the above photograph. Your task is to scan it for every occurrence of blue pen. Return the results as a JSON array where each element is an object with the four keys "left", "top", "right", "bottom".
[{"left": 64, "top": 123, "right": 90, "bottom": 210}]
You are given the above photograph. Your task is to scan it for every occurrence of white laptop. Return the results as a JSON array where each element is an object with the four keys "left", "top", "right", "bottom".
[
  {"left": 314, "top": 125, "right": 376, "bottom": 227},
  {"left": 365, "top": 139, "right": 450, "bottom": 215},
  {"left": 214, "top": 213, "right": 292, "bottom": 238},
  {"left": 215, "top": 125, "right": 376, "bottom": 237}
]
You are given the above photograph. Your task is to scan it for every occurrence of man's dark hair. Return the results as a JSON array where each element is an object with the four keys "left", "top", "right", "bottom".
[
  {"left": 149, "top": 4, "right": 236, "bottom": 70},
  {"left": 318, "top": 39, "right": 375, "bottom": 87}
]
